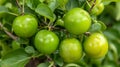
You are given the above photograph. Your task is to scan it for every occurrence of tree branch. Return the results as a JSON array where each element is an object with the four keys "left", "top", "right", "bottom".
[
  {"left": 0, "top": 22, "right": 18, "bottom": 40},
  {"left": 16, "top": 0, "right": 22, "bottom": 10}
]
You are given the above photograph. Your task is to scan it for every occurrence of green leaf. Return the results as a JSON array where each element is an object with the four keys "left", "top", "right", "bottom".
[
  {"left": 48, "top": 0, "right": 59, "bottom": 12},
  {"left": 89, "top": 22, "right": 102, "bottom": 32},
  {"left": 39, "top": 0, "right": 45, "bottom": 3},
  {"left": 54, "top": 54, "right": 64, "bottom": 66},
  {"left": 115, "top": 2, "right": 120, "bottom": 21},
  {"left": 113, "top": 22, "right": 120, "bottom": 33},
  {"left": 58, "top": 0, "right": 68, "bottom": 10},
  {"left": 89, "top": 21, "right": 107, "bottom": 32},
  {"left": 0, "top": 6, "right": 9, "bottom": 18},
  {"left": 0, "top": 60, "right": 1, "bottom": 67},
  {"left": 90, "top": 58, "right": 104, "bottom": 66},
  {"left": 55, "top": 57, "right": 63, "bottom": 66},
  {"left": 64, "top": 63, "right": 81, "bottom": 67},
  {"left": 0, "top": 31, "right": 9, "bottom": 40},
  {"left": 24, "top": 5, "right": 36, "bottom": 15},
  {"left": 78, "top": 0, "right": 86, "bottom": 7},
  {"left": 103, "top": 64, "right": 116, "bottom": 67},
  {"left": 104, "top": 29, "right": 119, "bottom": 40},
  {"left": 66, "top": 0, "right": 79, "bottom": 11},
  {"left": 0, "top": 6, "right": 18, "bottom": 17},
  {"left": 1, "top": 48, "right": 31, "bottom": 67},
  {"left": 103, "top": 0, "right": 120, "bottom": 5},
  {"left": 12, "top": 40, "right": 20, "bottom": 50},
  {"left": 98, "top": 21, "right": 107, "bottom": 31},
  {"left": 5, "top": 2, "right": 12, "bottom": 9},
  {"left": 55, "top": 19, "right": 64, "bottom": 27},
  {"left": 35, "top": 3, "right": 54, "bottom": 22},
  {"left": 105, "top": 2, "right": 120, "bottom": 21},
  {"left": 17, "top": 38, "right": 29, "bottom": 45},
  {"left": 0, "top": 6, "right": 9, "bottom": 13},
  {"left": 37, "top": 62, "right": 49, "bottom": 67},
  {"left": 103, "top": 0, "right": 120, "bottom": 2},
  {"left": 25, "top": 46, "right": 35, "bottom": 54},
  {"left": 26, "top": 0, "right": 40, "bottom": 10},
  {"left": 109, "top": 43, "right": 118, "bottom": 62},
  {"left": 0, "top": 41, "right": 12, "bottom": 56}
]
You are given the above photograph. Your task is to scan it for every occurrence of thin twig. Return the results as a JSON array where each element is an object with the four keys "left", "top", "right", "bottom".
[
  {"left": 84, "top": 32, "right": 91, "bottom": 36},
  {"left": 46, "top": 55, "right": 56, "bottom": 67},
  {"left": 22, "top": 0, "right": 25, "bottom": 15},
  {"left": 89, "top": 0, "right": 96, "bottom": 12},
  {"left": 7, "top": 12, "right": 19, "bottom": 16},
  {"left": 16, "top": 0, "right": 24, "bottom": 15},
  {"left": 0, "top": 22, "right": 18, "bottom": 40},
  {"left": 48, "top": 22, "right": 52, "bottom": 31},
  {"left": 16, "top": 0, "right": 22, "bottom": 10}
]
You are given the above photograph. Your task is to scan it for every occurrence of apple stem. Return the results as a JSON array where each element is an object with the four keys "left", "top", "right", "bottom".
[
  {"left": 84, "top": 32, "right": 91, "bottom": 36},
  {"left": 22, "top": 0, "right": 25, "bottom": 15},
  {"left": 89, "top": 0, "right": 96, "bottom": 12},
  {"left": 16, "top": 0, "right": 24, "bottom": 15}
]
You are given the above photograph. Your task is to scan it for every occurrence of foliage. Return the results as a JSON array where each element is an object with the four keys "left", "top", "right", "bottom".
[{"left": 0, "top": 0, "right": 120, "bottom": 67}]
